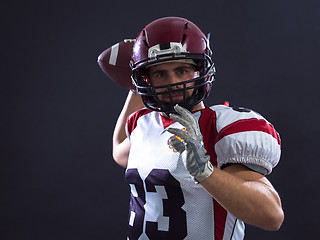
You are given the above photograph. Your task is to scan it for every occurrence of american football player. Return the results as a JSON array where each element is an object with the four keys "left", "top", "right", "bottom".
[{"left": 109, "top": 16, "right": 284, "bottom": 240}]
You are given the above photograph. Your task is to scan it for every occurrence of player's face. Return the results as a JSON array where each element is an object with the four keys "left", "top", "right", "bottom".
[{"left": 148, "top": 62, "right": 199, "bottom": 104}]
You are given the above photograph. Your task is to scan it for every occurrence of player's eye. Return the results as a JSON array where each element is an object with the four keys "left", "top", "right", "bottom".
[
  {"left": 177, "top": 69, "right": 187, "bottom": 75},
  {"left": 151, "top": 71, "right": 166, "bottom": 79},
  {"left": 155, "top": 72, "right": 166, "bottom": 78}
]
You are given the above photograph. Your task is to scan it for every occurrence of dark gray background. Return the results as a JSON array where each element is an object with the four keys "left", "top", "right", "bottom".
[{"left": 1, "top": 0, "right": 319, "bottom": 239}]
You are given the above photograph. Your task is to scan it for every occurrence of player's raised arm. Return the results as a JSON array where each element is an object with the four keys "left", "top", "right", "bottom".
[{"left": 97, "top": 40, "right": 144, "bottom": 168}]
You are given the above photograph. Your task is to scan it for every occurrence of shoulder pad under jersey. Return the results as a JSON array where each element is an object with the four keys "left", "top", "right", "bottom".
[{"left": 210, "top": 105, "right": 281, "bottom": 175}]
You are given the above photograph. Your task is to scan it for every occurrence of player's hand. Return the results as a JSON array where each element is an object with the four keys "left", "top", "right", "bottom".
[{"left": 167, "top": 105, "right": 213, "bottom": 182}]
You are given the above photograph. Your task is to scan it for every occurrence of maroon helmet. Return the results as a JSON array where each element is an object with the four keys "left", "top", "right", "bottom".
[{"left": 130, "top": 16, "right": 215, "bottom": 114}]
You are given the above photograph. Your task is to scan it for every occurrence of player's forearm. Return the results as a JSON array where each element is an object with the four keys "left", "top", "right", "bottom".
[
  {"left": 112, "top": 91, "right": 144, "bottom": 167},
  {"left": 201, "top": 167, "right": 284, "bottom": 231},
  {"left": 113, "top": 91, "right": 144, "bottom": 145}
]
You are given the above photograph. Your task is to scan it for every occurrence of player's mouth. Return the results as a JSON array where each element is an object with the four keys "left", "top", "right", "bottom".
[{"left": 170, "top": 93, "right": 184, "bottom": 101}]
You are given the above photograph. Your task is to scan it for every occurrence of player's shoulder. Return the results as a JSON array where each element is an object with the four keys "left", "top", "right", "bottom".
[
  {"left": 127, "top": 108, "right": 153, "bottom": 135},
  {"left": 208, "top": 102, "right": 267, "bottom": 131},
  {"left": 209, "top": 101, "right": 263, "bottom": 118},
  {"left": 128, "top": 108, "right": 152, "bottom": 120},
  {"left": 210, "top": 102, "right": 281, "bottom": 175}
]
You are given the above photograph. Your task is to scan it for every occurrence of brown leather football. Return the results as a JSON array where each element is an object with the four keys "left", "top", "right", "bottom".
[{"left": 97, "top": 39, "right": 135, "bottom": 90}]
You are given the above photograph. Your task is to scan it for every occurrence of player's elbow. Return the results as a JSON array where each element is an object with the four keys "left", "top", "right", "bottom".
[
  {"left": 262, "top": 208, "right": 284, "bottom": 231},
  {"left": 112, "top": 149, "right": 128, "bottom": 168},
  {"left": 112, "top": 137, "right": 131, "bottom": 168}
]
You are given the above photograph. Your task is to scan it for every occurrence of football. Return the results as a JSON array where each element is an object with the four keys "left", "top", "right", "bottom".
[{"left": 97, "top": 39, "right": 135, "bottom": 90}]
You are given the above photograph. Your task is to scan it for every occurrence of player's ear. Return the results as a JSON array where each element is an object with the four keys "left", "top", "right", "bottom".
[
  {"left": 143, "top": 75, "right": 150, "bottom": 84},
  {"left": 140, "top": 69, "right": 151, "bottom": 83}
]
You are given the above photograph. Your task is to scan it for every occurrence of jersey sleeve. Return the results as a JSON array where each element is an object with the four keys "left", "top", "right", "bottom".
[
  {"left": 212, "top": 105, "right": 281, "bottom": 175},
  {"left": 126, "top": 108, "right": 152, "bottom": 139},
  {"left": 125, "top": 113, "right": 134, "bottom": 140}
]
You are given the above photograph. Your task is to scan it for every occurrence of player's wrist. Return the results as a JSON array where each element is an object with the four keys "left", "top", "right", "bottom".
[{"left": 194, "top": 161, "right": 214, "bottom": 183}]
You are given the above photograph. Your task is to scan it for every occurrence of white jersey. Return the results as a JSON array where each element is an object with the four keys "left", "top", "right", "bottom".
[{"left": 125, "top": 103, "right": 281, "bottom": 240}]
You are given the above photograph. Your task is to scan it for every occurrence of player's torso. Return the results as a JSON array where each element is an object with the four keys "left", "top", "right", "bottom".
[{"left": 125, "top": 110, "right": 216, "bottom": 240}]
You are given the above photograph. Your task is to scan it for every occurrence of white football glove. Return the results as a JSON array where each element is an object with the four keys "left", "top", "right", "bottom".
[{"left": 167, "top": 105, "right": 214, "bottom": 182}]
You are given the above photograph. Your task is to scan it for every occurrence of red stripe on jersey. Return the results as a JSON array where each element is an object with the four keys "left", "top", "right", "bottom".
[
  {"left": 198, "top": 106, "right": 218, "bottom": 166},
  {"left": 161, "top": 114, "right": 176, "bottom": 129},
  {"left": 221, "top": 101, "right": 229, "bottom": 107},
  {"left": 198, "top": 106, "right": 228, "bottom": 240},
  {"left": 126, "top": 109, "right": 152, "bottom": 135},
  {"left": 214, "top": 201, "right": 228, "bottom": 240},
  {"left": 217, "top": 118, "right": 281, "bottom": 146}
]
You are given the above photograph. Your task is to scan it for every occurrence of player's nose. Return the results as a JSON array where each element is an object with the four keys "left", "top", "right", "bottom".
[{"left": 167, "top": 72, "right": 182, "bottom": 86}]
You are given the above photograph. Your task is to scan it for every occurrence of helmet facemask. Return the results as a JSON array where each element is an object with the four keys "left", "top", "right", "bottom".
[{"left": 131, "top": 51, "right": 215, "bottom": 115}]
